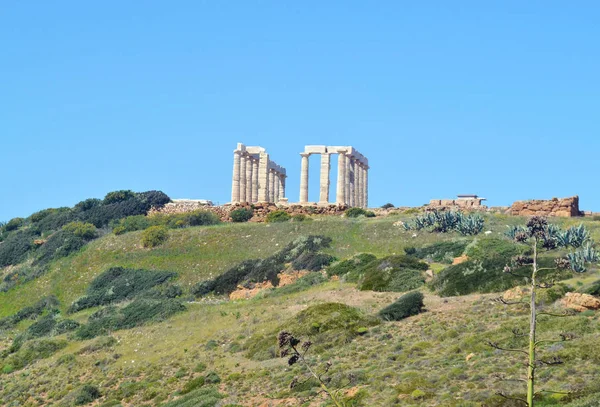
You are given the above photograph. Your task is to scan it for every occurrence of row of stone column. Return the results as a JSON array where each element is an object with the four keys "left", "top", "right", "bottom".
[
  {"left": 299, "top": 151, "right": 369, "bottom": 208},
  {"left": 231, "top": 149, "right": 286, "bottom": 203}
]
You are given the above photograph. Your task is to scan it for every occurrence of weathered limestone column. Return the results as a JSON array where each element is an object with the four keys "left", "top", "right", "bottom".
[
  {"left": 364, "top": 165, "right": 369, "bottom": 208},
  {"left": 245, "top": 157, "right": 253, "bottom": 203},
  {"left": 258, "top": 152, "right": 270, "bottom": 202},
  {"left": 231, "top": 150, "right": 242, "bottom": 203},
  {"left": 319, "top": 153, "right": 331, "bottom": 204},
  {"left": 278, "top": 175, "right": 285, "bottom": 201},
  {"left": 269, "top": 170, "right": 276, "bottom": 202},
  {"left": 355, "top": 162, "right": 362, "bottom": 208},
  {"left": 336, "top": 151, "right": 347, "bottom": 205},
  {"left": 274, "top": 172, "right": 280, "bottom": 203},
  {"left": 252, "top": 159, "right": 259, "bottom": 203},
  {"left": 239, "top": 154, "right": 247, "bottom": 202},
  {"left": 348, "top": 157, "right": 355, "bottom": 207},
  {"left": 344, "top": 154, "right": 351, "bottom": 205},
  {"left": 299, "top": 153, "right": 310, "bottom": 203}
]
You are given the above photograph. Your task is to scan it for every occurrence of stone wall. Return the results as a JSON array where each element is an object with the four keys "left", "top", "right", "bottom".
[
  {"left": 428, "top": 198, "right": 487, "bottom": 211},
  {"left": 149, "top": 201, "right": 349, "bottom": 223},
  {"left": 510, "top": 196, "right": 581, "bottom": 217}
]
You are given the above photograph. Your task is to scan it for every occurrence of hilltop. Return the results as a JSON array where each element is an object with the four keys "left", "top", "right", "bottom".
[{"left": 1, "top": 192, "right": 600, "bottom": 406}]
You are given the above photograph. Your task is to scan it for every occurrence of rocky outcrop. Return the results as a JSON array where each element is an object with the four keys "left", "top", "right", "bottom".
[
  {"left": 561, "top": 292, "right": 600, "bottom": 312},
  {"left": 510, "top": 196, "right": 581, "bottom": 217}
]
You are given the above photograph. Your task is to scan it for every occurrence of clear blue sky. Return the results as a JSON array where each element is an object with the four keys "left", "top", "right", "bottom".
[{"left": 2, "top": 1, "right": 599, "bottom": 221}]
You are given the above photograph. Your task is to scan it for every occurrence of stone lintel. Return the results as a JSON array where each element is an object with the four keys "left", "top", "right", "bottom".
[{"left": 304, "top": 145, "right": 328, "bottom": 154}]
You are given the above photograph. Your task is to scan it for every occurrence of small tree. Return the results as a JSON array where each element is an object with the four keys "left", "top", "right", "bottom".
[{"left": 491, "top": 217, "right": 598, "bottom": 406}]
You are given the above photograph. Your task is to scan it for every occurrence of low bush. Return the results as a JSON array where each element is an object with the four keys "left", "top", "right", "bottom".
[
  {"left": 142, "top": 225, "right": 170, "bottom": 248},
  {"left": 68, "top": 267, "right": 177, "bottom": 313},
  {"left": 230, "top": 208, "right": 253, "bottom": 223},
  {"left": 136, "top": 190, "right": 171, "bottom": 209},
  {"left": 112, "top": 214, "right": 150, "bottom": 234},
  {"left": 0, "top": 296, "right": 59, "bottom": 330},
  {"left": 345, "top": 255, "right": 428, "bottom": 292},
  {"left": 62, "top": 221, "right": 97, "bottom": 239},
  {"left": 0, "top": 264, "right": 49, "bottom": 292},
  {"left": 3, "top": 338, "right": 67, "bottom": 371},
  {"left": 407, "top": 240, "right": 470, "bottom": 263},
  {"left": 34, "top": 229, "right": 88, "bottom": 266},
  {"left": 73, "top": 384, "right": 102, "bottom": 405},
  {"left": 430, "top": 255, "right": 569, "bottom": 296},
  {"left": 104, "top": 190, "right": 135, "bottom": 205},
  {"left": 181, "top": 376, "right": 205, "bottom": 394},
  {"left": 159, "top": 387, "right": 224, "bottom": 407},
  {"left": 326, "top": 253, "right": 377, "bottom": 277},
  {"left": 291, "top": 214, "right": 310, "bottom": 222},
  {"left": 4, "top": 217, "right": 24, "bottom": 232},
  {"left": 245, "top": 303, "right": 379, "bottom": 360},
  {"left": 73, "top": 198, "right": 103, "bottom": 212},
  {"left": 378, "top": 291, "right": 425, "bottom": 321},
  {"left": 74, "top": 298, "right": 186, "bottom": 340},
  {"left": 77, "top": 336, "right": 117, "bottom": 354},
  {"left": 345, "top": 207, "right": 376, "bottom": 218},
  {"left": 381, "top": 203, "right": 395, "bottom": 209},
  {"left": 291, "top": 252, "right": 335, "bottom": 271},
  {"left": 265, "top": 210, "right": 291, "bottom": 223},
  {"left": 192, "top": 235, "right": 332, "bottom": 296},
  {"left": 579, "top": 279, "right": 600, "bottom": 296},
  {"left": 0, "top": 229, "right": 37, "bottom": 267}
]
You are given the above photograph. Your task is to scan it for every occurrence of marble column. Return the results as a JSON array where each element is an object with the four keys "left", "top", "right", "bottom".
[
  {"left": 239, "top": 154, "right": 247, "bottom": 202},
  {"left": 348, "top": 157, "right": 355, "bottom": 207},
  {"left": 258, "top": 152, "right": 270, "bottom": 202},
  {"left": 231, "top": 150, "right": 242, "bottom": 203},
  {"left": 245, "top": 157, "right": 253, "bottom": 203},
  {"left": 269, "top": 170, "right": 276, "bottom": 202},
  {"left": 364, "top": 165, "right": 369, "bottom": 208},
  {"left": 299, "top": 153, "right": 310, "bottom": 203},
  {"left": 280, "top": 175, "right": 286, "bottom": 200},
  {"left": 319, "top": 153, "right": 331, "bottom": 204},
  {"left": 274, "top": 173, "right": 280, "bottom": 203},
  {"left": 336, "top": 152, "right": 347, "bottom": 205},
  {"left": 355, "top": 162, "right": 362, "bottom": 208},
  {"left": 252, "top": 159, "right": 259, "bottom": 203}
]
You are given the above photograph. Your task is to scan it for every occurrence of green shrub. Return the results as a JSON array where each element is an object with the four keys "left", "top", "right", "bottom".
[
  {"left": 68, "top": 267, "right": 177, "bottom": 313},
  {"left": 381, "top": 203, "right": 395, "bottom": 209},
  {"left": 430, "top": 255, "right": 569, "bottom": 296},
  {"left": 136, "top": 190, "right": 171, "bottom": 209},
  {"left": 579, "top": 279, "right": 600, "bottom": 296},
  {"left": 104, "top": 190, "right": 135, "bottom": 205},
  {"left": 0, "top": 229, "right": 37, "bottom": 267},
  {"left": 345, "top": 207, "right": 375, "bottom": 218},
  {"left": 181, "top": 376, "right": 205, "bottom": 394},
  {"left": 112, "top": 215, "right": 150, "bottom": 234},
  {"left": 326, "top": 253, "right": 377, "bottom": 277},
  {"left": 291, "top": 214, "right": 309, "bottom": 222},
  {"left": 230, "top": 208, "right": 253, "bottom": 223},
  {"left": 74, "top": 298, "right": 186, "bottom": 340},
  {"left": 408, "top": 240, "right": 470, "bottom": 263},
  {"left": 0, "top": 296, "right": 59, "bottom": 330},
  {"left": 73, "top": 198, "right": 102, "bottom": 212},
  {"left": 379, "top": 291, "right": 425, "bottom": 321},
  {"left": 73, "top": 384, "right": 101, "bottom": 405},
  {"left": 3, "top": 338, "right": 67, "bottom": 371},
  {"left": 291, "top": 252, "right": 335, "bottom": 271},
  {"left": 62, "top": 221, "right": 98, "bottom": 239},
  {"left": 266, "top": 210, "right": 291, "bottom": 223},
  {"left": 465, "top": 237, "right": 522, "bottom": 260},
  {"left": 0, "top": 264, "right": 50, "bottom": 292},
  {"left": 204, "top": 372, "right": 221, "bottom": 384},
  {"left": 4, "top": 217, "right": 24, "bottom": 232},
  {"left": 347, "top": 255, "right": 428, "bottom": 292},
  {"left": 245, "top": 303, "right": 379, "bottom": 360},
  {"left": 159, "top": 387, "right": 224, "bottom": 407},
  {"left": 142, "top": 225, "right": 170, "bottom": 248},
  {"left": 192, "top": 235, "right": 331, "bottom": 296},
  {"left": 34, "top": 229, "right": 88, "bottom": 266},
  {"left": 185, "top": 210, "right": 221, "bottom": 227}
]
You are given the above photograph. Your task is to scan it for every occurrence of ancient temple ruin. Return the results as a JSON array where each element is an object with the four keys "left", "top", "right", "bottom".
[
  {"left": 231, "top": 143, "right": 287, "bottom": 204},
  {"left": 299, "top": 146, "right": 369, "bottom": 208}
]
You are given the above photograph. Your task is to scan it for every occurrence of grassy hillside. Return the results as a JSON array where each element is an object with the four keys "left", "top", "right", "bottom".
[{"left": 2, "top": 213, "right": 600, "bottom": 406}]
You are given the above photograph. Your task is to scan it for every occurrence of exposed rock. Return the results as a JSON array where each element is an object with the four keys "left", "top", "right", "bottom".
[
  {"left": 452, "top": 255, "right": 469, "bottom": 265},
  {"left": 510, "top": 196, "right": 582, "bottom": 217},
  {"left": 561, "top": 292, "right": 600, "bottom": 312},
  {"left": 503, "top": 286, "right": 530, "bottom": 301}
]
